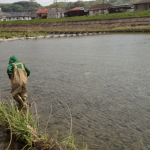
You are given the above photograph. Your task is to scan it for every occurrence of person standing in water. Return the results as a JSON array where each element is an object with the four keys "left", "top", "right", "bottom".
[{"left": 7, "top": 56, "right": 30, "bottom": 110}]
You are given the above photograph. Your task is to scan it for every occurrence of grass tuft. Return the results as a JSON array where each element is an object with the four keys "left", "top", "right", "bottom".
[{"left": 0, "top": 99, "right": 88, "bottom": 150}]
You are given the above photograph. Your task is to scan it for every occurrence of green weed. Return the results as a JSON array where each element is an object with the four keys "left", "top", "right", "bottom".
[
  {"left": 0, "top": 99, "right": 88, "bottom": 150},
  {"left": 0, "top": 31, "right": 48, "bottom": 39}
]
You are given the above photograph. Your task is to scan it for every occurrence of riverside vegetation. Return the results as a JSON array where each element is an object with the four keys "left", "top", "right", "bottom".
[
  {"left": 0, "top": 32, "right": 47, "bottom": 39},
  {"left": 0, "top": 99, "right": 88, "bottom": 150},
  {"left": 0, "top": 25, "right": 150, "bottom": 39},
  {"left": 0, "top": 10, "right": 150, "bottom": 37},
  {"left": 0, "top": 32, "right": 48, "bottom": 39}
]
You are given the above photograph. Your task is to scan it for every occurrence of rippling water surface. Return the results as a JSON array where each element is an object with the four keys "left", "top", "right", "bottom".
[{"left": 1, "top": 34, "right": 150, "bottom": 150}]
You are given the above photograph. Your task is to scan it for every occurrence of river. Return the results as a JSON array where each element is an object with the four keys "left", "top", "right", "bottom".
[{"left": 0, "top": 33, "right": 150, "bottom": 150}]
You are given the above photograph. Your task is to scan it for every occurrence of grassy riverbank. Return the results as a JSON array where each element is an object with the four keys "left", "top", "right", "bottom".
[
  {"left": 0, "top": 31, "right": 48, "bottom": 39},
  {"left": 37, "top": 25, "right": 150, "bottom": 32},
  {"left": 0, "top": 10, "right": 150, "bottom": 25},
  {"left": 0, "top": 100, "right": 88, "bottom": 150},
  {"left": 0, "top": 25, "right": 150, "bottom": 39}
]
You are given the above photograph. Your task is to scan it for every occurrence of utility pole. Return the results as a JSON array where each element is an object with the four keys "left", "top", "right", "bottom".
[
  {"left": 64, "top": 0, "right": 68, "bottom": 9},
  {"left": 55, "top": 0, "right": 58, "bottom": 18},
  {"left": 103, "top": 0, "right": 104, "bottom": 15},
  {"left": 29, "top": 0, "right": 35, "bottom": 14}
]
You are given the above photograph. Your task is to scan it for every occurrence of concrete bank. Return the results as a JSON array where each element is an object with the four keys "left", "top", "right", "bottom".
[
  {"left": 1, "top": 30, "right": 150, "bottom": 42},
  {"left": 0, "top": 30, "right": 150, "bottom": 42},
  {"left": 1, "top": 17, "right": 150, "bottom": 31},
  {"left": 0, "top": 32, "right": 108, "bottom": 42}
]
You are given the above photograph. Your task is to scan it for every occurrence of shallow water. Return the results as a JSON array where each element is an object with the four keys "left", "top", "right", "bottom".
[{"left": 1, "top": 34, "right": 150, "bottom": 150}]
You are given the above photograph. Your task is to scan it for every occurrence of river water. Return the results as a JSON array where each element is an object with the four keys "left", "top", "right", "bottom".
[{"left": 0, "top": 33, "right": 150, "bottom": 150}]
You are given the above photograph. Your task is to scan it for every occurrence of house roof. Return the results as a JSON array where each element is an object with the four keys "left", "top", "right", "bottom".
[
  {"left": 49, "top": 8, "right": 64, "bottom": 12},
  {"left": 0, "top": 12, "right": 12, "bottom": 17},
  {"left": 89, "top": 3, "right": 111, "bottom": 10},
  {"left": 69, "top": 7, "right": 84, "bottom": 11},
  {"left": 31, "top": 14, "right": 36, "bottom": 18},
  {"left": 57, "top": 8, "right": 64, "bottom": 12},
  {"left": 36, "top": 8, "right": 50, "bottom": 14},
  {"left": 6, "top": 12, "right": 31, "bottom": 18},
  {"left": 108, "top": 4, "right": 133, "bottom": 9},
  {"left": 133, "top": 0, "right": 150, "bottom": 4}
]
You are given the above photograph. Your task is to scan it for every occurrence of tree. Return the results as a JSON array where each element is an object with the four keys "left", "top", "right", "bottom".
[
  {"left": 12, "top": 4, "right": 24, "bottom": 12},
  {"left": 1, "top": 4, "right": 13, "bottom": 12},
  {"left": 0, "top": 1, "right": 42, "bottom": 12}
]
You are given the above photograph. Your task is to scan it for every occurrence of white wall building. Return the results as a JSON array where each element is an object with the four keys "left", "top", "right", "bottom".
[
  {"left": 48, "top": 8, "right": 64, "bottom": 18},
  {"left": 6, "top": 16, "right": 31, "bottom": 21},
  {"left": 0, "top": 12, "right": 6, "bottom": 21},
  {"left": 0, "top": 17, "right": 6, "bottom": 21},
  {"left": 6, "top": 12, "right": 32, "bottom": 21},
  {"left": 89, "top": 3, "right": 111, "bottom": 16}
]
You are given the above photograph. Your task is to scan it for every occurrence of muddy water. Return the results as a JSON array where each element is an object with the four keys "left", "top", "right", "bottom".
[{"left": 1, "top": 34, "right": 150, "bottom": 150}]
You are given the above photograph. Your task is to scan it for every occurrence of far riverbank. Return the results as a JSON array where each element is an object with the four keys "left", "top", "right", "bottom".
[{"left": 0, "top": 25, "right": 150, "bottom": 41}]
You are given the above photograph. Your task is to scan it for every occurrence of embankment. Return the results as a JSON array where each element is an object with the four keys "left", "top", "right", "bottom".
[{"left": 1, "top": 17, "right": 150, "bottom": 32}]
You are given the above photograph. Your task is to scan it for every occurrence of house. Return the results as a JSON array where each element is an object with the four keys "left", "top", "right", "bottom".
[
  {"left": 6, "top": 12, "right": 32, "bottom": 21},
  {"left": 0, "top": 13, "right": 4, "bottom": 21},
  {"left": 0, "top": 13, "right": 11, "bottom": 21},
  {"left": 0, "top": 17, "right": 6, "bottom": 21},
  {"left": 64, "top": 7, "right": 88, "bottom": 17},
  {"left": 89, "top": 3, "right": 111, "bottom": 15},
  {"left": 36, "top": 8, "right": 50, "bottom": 19},
  {"left": 31, "top": 14, "right": 37, "bottom": 19},
  {"left": 48, "top": 8, "right": 64, "bottom": 18},
  {"left": 36, "top": 8, "right": 64, "bottom": 19},
  {"left": 108, "top": 4, "right": 133, "bottom": 13},
  {"left": 133, "top": 0, "right": 150, "bottom": 11},
  {"left": 0, "top": 17, "right": 4, "bottom": 21}
]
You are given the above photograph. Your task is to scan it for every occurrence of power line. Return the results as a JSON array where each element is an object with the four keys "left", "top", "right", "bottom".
[
  {"left": 40, "top": 0, "right": 54, "bottom": 5},
  {"left": 37, "top": 0, "right": 85, "bottom": 6},
  {"left": 29, "top": 0, "right": 36, "bottom": 14},
  {"left": 40, "top": 0, "right": 64, "bottom": 5},
  {"left": 54, "top": 0, "right": 58, "bottom": 18},
  {"left": 37, "top": 0, "right": 74, "bottom": 6}
]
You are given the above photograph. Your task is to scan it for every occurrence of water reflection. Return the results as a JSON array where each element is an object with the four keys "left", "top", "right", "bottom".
[{"left": 1, "top": 34, "right": 150, "bottom": 150}]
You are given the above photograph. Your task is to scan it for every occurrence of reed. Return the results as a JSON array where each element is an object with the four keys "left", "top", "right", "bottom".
[
  {"left": 0, "top": 100, "right": 46, "bottom": 149},
  {"left": 0, "top": 98, "right": 88, "bottom": 150}
]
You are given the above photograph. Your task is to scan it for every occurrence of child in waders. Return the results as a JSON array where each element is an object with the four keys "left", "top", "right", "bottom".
[{"left": 7, "top": 56, "right": 30, "bottom": 111}]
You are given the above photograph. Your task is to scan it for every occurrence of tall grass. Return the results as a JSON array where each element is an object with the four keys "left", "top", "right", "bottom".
[
  {"left": 0, "top": 10, "right": 150, "bottom": 25},
  {"left": 0, "top": 100, "right": 48, "bottom": 149},
  {"left": 0, "top": 99, "right": 88, "bottom": 150}
]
